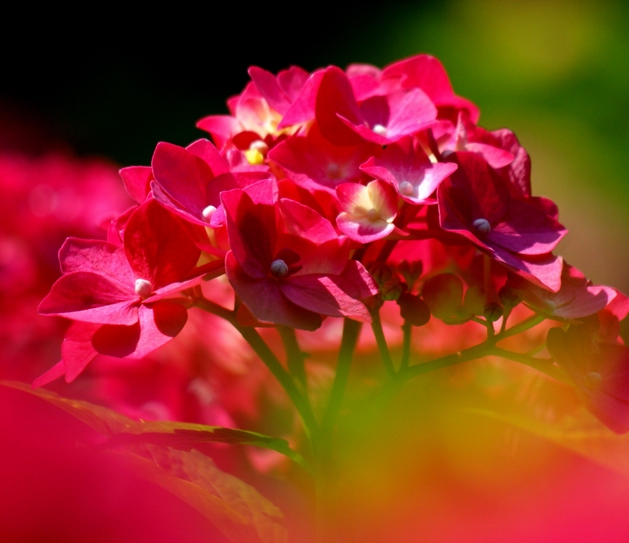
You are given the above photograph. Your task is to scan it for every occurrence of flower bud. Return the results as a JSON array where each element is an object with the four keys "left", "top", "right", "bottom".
[
  {"left": 397, "top": 260, "right": 423, "bottom": 289},
  {"left": 381, "top": 278, "right": 405, "bottom": 301},
  {"left": 397, "top": 293, "right": 430, "bottom": 327},
  {"left": 498, "top": 286, "right": 520, "bottom": 309},
  {"left": 422, "top": 273, "right": 464, "bottom": 320},
  {"left": 369, "top": 263, "right": 394, "bottom": 287},
  {"left": 483, "top": 302, "right": 504, "bottom": 322}
]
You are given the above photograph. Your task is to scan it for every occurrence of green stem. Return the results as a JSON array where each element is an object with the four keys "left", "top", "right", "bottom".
[
  {"left": 278, "top": 326, "right": 308, "bottom": 390},
  {"left": 496, "top": 313, "right": 545, "bottom": 341},
  {"left": 320, "top": 318, "right": 362, "bottom": 439},
  {"left": 371, "top": 308, "right": 396, "bottom": 377},
  {"left": 488, "top": 347, "right": 570, "bottom": 384},
  {"left": 400, "top": 321, "right": 412, "bottom": 371},
  {"left": 194, "top": 297, "right": 319, "bottom": 440}
]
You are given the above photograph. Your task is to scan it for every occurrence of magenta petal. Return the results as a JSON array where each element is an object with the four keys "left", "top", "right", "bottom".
[
  {"left": 123, "top": 200, "right": 201, "bottom": 288},
  {"left": 39, "top": 272, "right": 138, "bottom": 324},
  {"left": 61, "top": 321, "right": 101, "bottom": 382},
  {"left": 129, "top": 303, "right": 187, "bottom": 358},
  {"left": 249, "top": 66, "right": 293, "bottom": 115},
  {"left": 281, "top": 274, "right": 372, "bottom": 322},
  {"left": 59, "top": 238, "right": 134, "bottom": 287},
  {"left": 225, "top": 252, "right": 321, "bottom": 330},
  {"left": 465, "top": 142, "right": 514, "bottom": 169},
  {"left": 316, "top": 67, "right": 365, "bottom": 146},
  {"left": 196, "top": 115, "right": 241, "bottom": 149},
  {"left": 222, "top": 188, "right": 276, "bottom": 278},
  {"left": 279, "top": 70, "right": 323, "bottom": 128},
  {"left": 92, "top": 321, "right": 141, "bottom": 358},
  {"left": 119, "top": 165, "right": 153, "bottom": 204},
  {"left": 91, "top": 303, "right": 185, "bottom": 360},
  {"left": 151, "top": 141, "right": 215, "bottom": 221},
  {"left": 186, "top": 138, "right": 229, "bottom": 176},
  {"left": 32, "top": 361, "right": 66, "bottom": 388},
  {"left": 280, "top": 198, "right": 338, "bottom": 243},
  {"left": 488, "top": 199, "right": 566, "bottom": 255},
  {"left": 491, "top": 247, "right": 563, "bottom": 292},
  {"left": 340, "top": 260, "right": 379, "bottom": 299}
]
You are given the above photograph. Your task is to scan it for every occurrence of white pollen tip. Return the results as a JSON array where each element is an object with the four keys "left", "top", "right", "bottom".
[
  {"left": 399, "top": 181, "right": 414, "bottom": 196},
  {"left": 270, "top": 259, "right": 289, "bottom": 278},
  {"left": 372, "top": 124, "right": 387, "bottom": 136},
  {"left": 249, "top": 140, "right": 269, "bottom": 155},
  {"left": 134, "top": 278, "right": 153, "bottom": 299},
  {"left": 202, "top": 205, "right": 217, "bottom": 221},
  {"left": 472, "top": 218, "right": 491, "bottom": 235}
]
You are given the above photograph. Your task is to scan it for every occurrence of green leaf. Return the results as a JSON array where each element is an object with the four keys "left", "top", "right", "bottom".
[{"left": 467, "top": 406, "right": 629, "bottom": 478}]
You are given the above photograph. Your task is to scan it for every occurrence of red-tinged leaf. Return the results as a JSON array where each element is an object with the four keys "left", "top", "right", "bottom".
[
  {"left": 0, "top": 382, "right": 288, "bottom": 542},
  {"left": 100, "top": 421, "right": 310, "bottom": 471},
  {"left": 0, "top": 380, "right": 134, "bottom": 435},
  {"left": 114, "top": 446, "right": 288, "bottom": 543}
]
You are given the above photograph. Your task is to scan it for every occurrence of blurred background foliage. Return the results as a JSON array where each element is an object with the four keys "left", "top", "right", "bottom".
[{"left": 3, "top": 0, "right": 628, "bottom": 290}]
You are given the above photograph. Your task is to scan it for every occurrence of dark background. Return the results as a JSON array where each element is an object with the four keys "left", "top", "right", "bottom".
[{"left": 3, "top": 1, "right": 629, "bottom": 292}]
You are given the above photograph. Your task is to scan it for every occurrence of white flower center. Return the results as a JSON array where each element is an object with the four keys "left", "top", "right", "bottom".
[
  {"left": 202, "top": 205, "right": 217, "bottom": 221},
  {"left": 372, "top": 124, "right": 387, "bottom": 136},
  {"left": 134, "top": 278, "right": 153, "bottom": 299}
]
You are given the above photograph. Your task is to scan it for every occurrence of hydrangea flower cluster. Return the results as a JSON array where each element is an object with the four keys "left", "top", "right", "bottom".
[{"left": 38, "top": 54, "right": 629, "bottom": 442}]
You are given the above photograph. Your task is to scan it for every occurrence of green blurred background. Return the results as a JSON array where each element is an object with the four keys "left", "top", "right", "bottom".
[{"left": 4, "top": 0, "right": 628, "bottom": 292}]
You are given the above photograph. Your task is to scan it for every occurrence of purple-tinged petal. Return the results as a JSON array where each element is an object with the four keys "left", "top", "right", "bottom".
[
  {"left": 281, "top": 274, "right": 372, "bottom": 322},
  {"left": 225, "top": 252, "right": 321, "bottom": 330},
  {"left": 487, "top": 199, "right": 566, "bottom": 255},
  {"left": 222, "top": 187, "right": 277, "bottom": 278}
]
